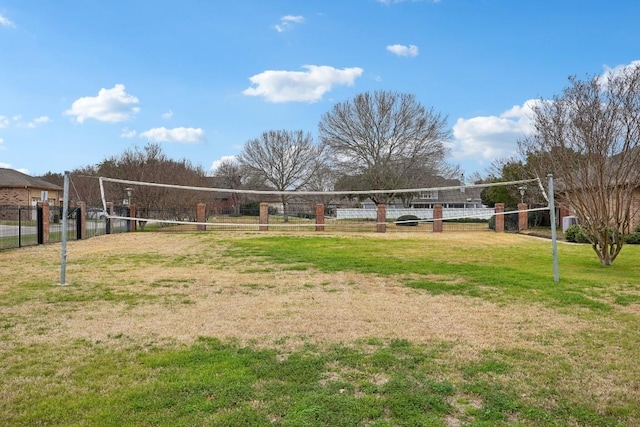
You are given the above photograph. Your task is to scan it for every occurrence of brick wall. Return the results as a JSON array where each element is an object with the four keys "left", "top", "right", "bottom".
[
  {"left": 0, "top": 188, "right": 30, "bottom": 206},
  {"left": 631, "top": 188, "right": 640, "bottom": 232},
  {"left": 0, "top": 188, "right": 62, "bottom": 207}
]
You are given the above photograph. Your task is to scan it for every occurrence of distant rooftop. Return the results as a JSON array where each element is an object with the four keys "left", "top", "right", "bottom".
[{"left": 0, "top": 168, "right": 62, "bottom": 190}]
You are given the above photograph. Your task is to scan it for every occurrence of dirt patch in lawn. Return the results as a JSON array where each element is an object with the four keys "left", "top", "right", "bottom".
[{"left": 2, "top": 232, "right": 590, "bottom": 360}]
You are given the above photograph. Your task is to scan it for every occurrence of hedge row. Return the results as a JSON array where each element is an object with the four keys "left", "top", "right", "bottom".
[{"left": 564, "top": 224, "right": 640, "bottom": 244}]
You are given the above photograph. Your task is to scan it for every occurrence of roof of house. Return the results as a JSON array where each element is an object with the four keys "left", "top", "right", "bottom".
[
  {"left": 0, "top": 168, "right": 63, "bottom": 191},
  {"left": 412, "top": 176, "right": 483, "bottom": 203}
]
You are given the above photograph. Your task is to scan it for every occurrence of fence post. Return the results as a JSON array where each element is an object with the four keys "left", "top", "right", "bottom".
[
  {"left": 18, "top": 207, "right": 23, "bottom": 247},
  {"left": 197, "top": 203, "right": 206, "bottom": 231},
  {"left": 37, "top": 201, "right": 50, "bottom": 244},
  {"left": 315, "top": 203, "right": 325, "bottom": 232},
  {"left": 376, "top": 204, "right": 386, "bottom": 233},
  {"left": 495, "top": 203, "right": 505, "bottom": 233},
  {"left": 77, "top": 201, "right": 87, "bottom": 239},
  {"left": 106, "top": 202, "right": 113, "bottom": 234},
  {"left": 128, "top": 203, "right": 137, "bottom": 232},
  {"left": 259, "top": 202, "right": 269, "bottom": 231},
  {"left": 433, "top": 204, "right": 443, "bottom": 232},
  {"left": 518, "top": 203, "right": 528, "bottom": 232}
]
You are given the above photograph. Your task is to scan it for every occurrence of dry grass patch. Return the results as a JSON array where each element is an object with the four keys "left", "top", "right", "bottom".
[
  {"left": 1, "top": 231, "right": 639, "bottom": 426},
  {"left": 2, "top": 233, "right": 590, "bottom": 359}
]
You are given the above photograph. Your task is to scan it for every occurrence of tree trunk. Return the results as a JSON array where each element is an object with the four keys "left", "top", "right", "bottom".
[
  {"left": 281, "top": 196, "right": 289, "bottom": 223},
  {"left": 592, "top": 235, "right": 623, "bottom": 266}
]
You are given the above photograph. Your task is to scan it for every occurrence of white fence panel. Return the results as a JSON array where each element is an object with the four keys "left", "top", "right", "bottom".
[{"left": 336, "top": 208, "right": 494, "bottom": 221}]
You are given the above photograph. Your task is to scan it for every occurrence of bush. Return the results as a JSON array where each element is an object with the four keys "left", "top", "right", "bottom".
[
  {"left": 625, "top": 232, "right": 640, "bottom": 245},
  {"left": 488, "top": 207, "right": 518, "bottom": 231},
  {"left": 564, "top": 224, "right": 591, "bottom": 243},
  {"left": 296, "top": 212, "right": 315, "bottom": 220},
  {"left": 395, "top": 214, "right": 419, "bottom": 226}
]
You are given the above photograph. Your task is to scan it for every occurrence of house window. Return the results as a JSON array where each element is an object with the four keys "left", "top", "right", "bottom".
[{"left": 419, "top": 190, "right": 438, "bottom": 200}]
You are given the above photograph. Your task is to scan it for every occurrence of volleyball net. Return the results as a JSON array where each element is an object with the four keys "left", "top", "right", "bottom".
[{"left": 98, "top": 176, "right": 550, "bottom": 233}]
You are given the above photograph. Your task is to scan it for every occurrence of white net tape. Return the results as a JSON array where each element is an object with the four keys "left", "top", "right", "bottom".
[{"left": 98, "top": 176, "right": 547, "bottom": 230}]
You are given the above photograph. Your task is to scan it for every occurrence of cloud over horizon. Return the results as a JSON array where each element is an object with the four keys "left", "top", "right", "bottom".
[
  {"left": 139, "top": 127, "right": 205, "bottom": 144},
  {"left": 450, "top": 100, "right": 541, "bottom": 165},
  {"left": 243, "top": 65, "right": 363, "bottom": 103},
  {"left": 210, "top": 155, "right": 238, "bottom": 172},
  {"left": 64, "top": 84, "right": 140, "bottom": 123}
]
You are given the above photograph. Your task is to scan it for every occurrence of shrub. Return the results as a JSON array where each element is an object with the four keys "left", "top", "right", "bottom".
[
  {"left": 625, "top": 232, "right": 640, "bottom": 245},
  {"left": 564, "top": 224, "right": 591, "bottom": 243},
  {"left": 395, "top": 214, "right": 419, "bottom": 226}
]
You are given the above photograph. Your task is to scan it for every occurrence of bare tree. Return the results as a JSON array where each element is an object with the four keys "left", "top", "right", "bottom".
[
  {"left": 212, "top": 158, "right": 244, "bottom": 214},
  {"left": 521, "top": 65, "right": 640, "bottom": 265},
  {"left": 98, "top": 143, "right": 210, "bottom": 225},
  {"left": 319, "top": 90, "right": 451, "bottom": 204},
  {"left": 237, "top": 130, "right": 325, "bottom": 220},
  {"left": 303, "top": 164, "right": 338, "bottom": 210}
]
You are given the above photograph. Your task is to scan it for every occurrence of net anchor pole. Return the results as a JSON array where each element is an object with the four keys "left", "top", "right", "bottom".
[
  {"left": 59, "top": 171, "right": 70, "bottom": 286},
  {"left": 547, "top": 174, "right": 559, "bottom": 283}
]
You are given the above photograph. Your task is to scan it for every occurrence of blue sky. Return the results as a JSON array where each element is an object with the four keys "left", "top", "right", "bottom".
[{"left": 1, "top": 0, "right": 639, "bottom": 179}]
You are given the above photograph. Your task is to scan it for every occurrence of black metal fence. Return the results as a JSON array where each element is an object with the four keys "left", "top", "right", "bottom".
[
  {"left": 1, "top": 202, "right": 521, "bottom": 251},
  {"left": 0, "top": 205, "right": 130, "bottom": 251},
  {"left": 0, "top": 206, "right": 39, "bottom": 249}
]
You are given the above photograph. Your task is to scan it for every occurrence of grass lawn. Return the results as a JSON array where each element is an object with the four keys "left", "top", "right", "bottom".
[{"left": 0, "top": 231, "right": 639, "bottom": 426}]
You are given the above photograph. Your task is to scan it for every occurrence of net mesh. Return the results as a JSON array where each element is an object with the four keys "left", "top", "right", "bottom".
[{"left": 98, "top": 176, "right": 548, "bottom": 233}]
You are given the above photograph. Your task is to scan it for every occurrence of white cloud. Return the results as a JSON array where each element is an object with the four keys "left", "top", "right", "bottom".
[
  {"left": 451, "top": 100, "right": 542, "bottom": 162},
  {"left": 0, "top": 14, "right": 16, "bottom": 28},
  {"left": 0, "top": 162, "right": 29, "bottom": 174},
  {"left": 386, "top": 44, "right": 419, "bottom": 57},
  {"left": 275, "top": 15, "right": 305, "bottom": 32},
  {"left": 243, "top": 65, "right": 364, "bottom": 103},
  {"left": 139, "top": 127, "right": 205, "bottom": 144},
  {"left": 64, "top": 84, "right": 140, "bottom": 123},
  {"left": 598, "top": 59, "right": 640, "bottom": 86},
  {"left": 120, "top": 127, "right": 137, "bottom": 138},
  {"left": 161, "top": 110, "right": 173, "bottom": 119},
  {"left": 22, "top": 116, "right": 52, "bottom": 128},
  {"left": 210, "top": 155, "right": 238, "bottom": 172},
  {"left": 32, "top": 116, "right": 51, "bottom": 125},
  {"left": 1, "top": 115, "right": 51, "bottom": 129}
]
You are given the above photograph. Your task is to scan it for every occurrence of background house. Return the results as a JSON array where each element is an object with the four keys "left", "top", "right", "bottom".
[
  {"left": 0, "top": 168, "right": 63, "bottom": 208},
  {"left": 361, "top": 177, "right": 484, "bottom": 209}
]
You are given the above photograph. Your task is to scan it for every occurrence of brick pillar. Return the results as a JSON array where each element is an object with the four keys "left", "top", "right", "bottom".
[
  {"left": 433, "top": 204, "right": 443, "bottom": 232},
  {"left": 38, "top": 201, "right": 50, "bottom": 244},
  {"left": 77, "top": 201, "right": 87, "bottom": 239},
  {"left": 376, "top": 204, "right": 386, "bottom": 233},
  {"left": 196, "top": 203, "right": 206, "bottom": 231},
  {"left": 559, "top": 205, "right": 570, "bottom": 225},
  {"left": 495, "top": 203, "right": 505, "bottom": 233},
  {"left": 315, "top": 203, "right": 325, "bottom": 232},
  {"left": 259, "top": 202, "right": 269, "bottom": 231},
  {"left": 106, "top": 202, "right": 114, "bottom": 234},
  {"left": 129, "top": 203, "right": 137, "bottom": 232},
  {"left": 518, "top": 203, "right": 528, "bottom": 232}
]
